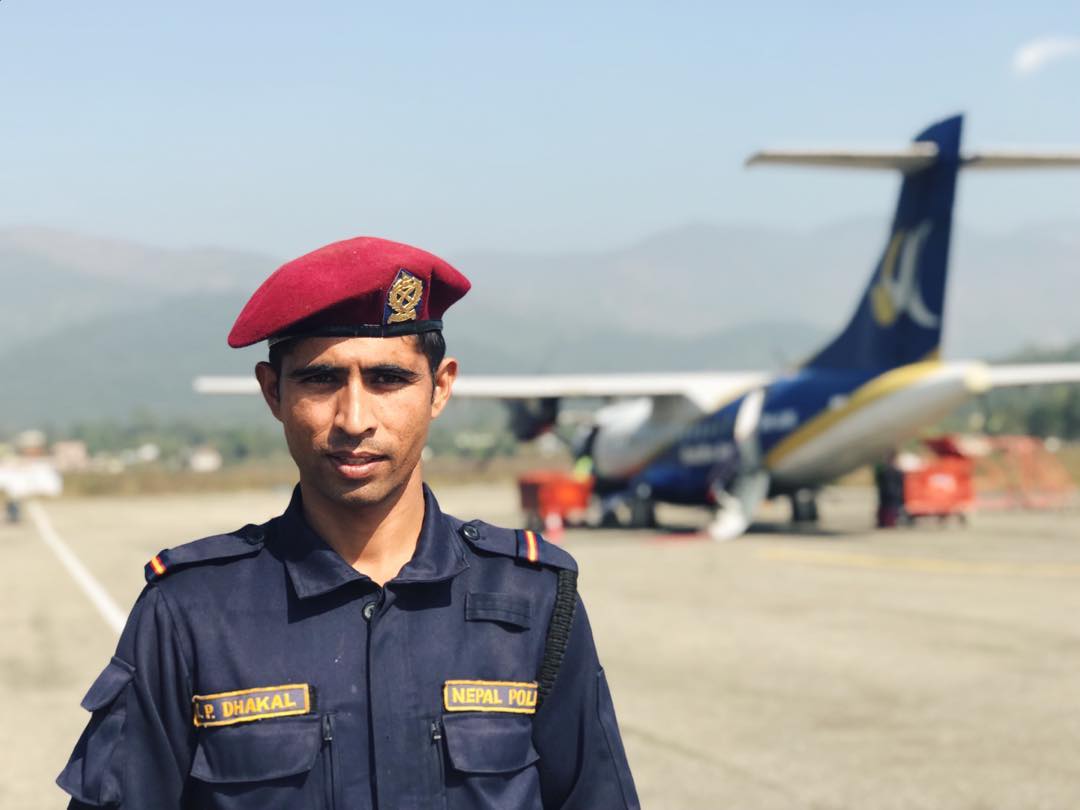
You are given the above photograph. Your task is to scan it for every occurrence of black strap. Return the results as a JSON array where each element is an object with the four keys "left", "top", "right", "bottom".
[
  {"left": 268, "top": 320, "right": 443, "bottom": 346},
  {"left": 536, "top": 568, "right": 578, "bottom": 709}
]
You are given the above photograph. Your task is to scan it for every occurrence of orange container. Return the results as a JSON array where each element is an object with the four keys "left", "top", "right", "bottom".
[
  {"left": 517, "top": 471, "right": 593, "bottom": 527},
  {"left": 903, "top": 457, "right": 974, "bottom": 518}
]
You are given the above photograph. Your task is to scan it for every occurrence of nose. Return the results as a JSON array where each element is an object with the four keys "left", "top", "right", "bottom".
[{"left": 334, "top": 375, "right": 377, "bottom": 438}]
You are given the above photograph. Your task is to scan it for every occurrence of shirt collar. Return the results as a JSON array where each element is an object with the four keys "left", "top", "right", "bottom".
[{"left": 275, "top": 483, "right": 469, "bottom": 600}]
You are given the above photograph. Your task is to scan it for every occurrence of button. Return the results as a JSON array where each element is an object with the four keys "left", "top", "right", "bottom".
[
  {"left": 240, "top": 524, "right": 264, "bottom": 545},
  {"left": 461, "top": 524, "right": 479, "bottom": 541},
  {"left": 362, "top": 602, "right": 376, "bottom": 621}
]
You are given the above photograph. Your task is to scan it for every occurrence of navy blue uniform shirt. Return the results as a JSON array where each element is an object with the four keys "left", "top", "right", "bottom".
[{"left": 58, "top": 485, "right": 640, "bottom": 809}]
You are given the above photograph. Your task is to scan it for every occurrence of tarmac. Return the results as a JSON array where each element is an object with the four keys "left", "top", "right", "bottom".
[{"left": 4, "top": 483, "right": 1080, "bottom": 809}]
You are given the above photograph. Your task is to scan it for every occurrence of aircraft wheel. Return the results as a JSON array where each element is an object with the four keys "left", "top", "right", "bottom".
[
  {"left": 628, "top": 497, "right": 657, "bottom": 529},
  {"left": 790, "top": 490, "right": 819, "bottom": 523}
]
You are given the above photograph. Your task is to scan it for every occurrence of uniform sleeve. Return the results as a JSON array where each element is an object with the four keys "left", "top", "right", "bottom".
[
  {"left": 532, "top": 597, "right": 641, "bottom": 810},
  {"left": 57, "top": 585, "right": 197, "bottom": 809}
]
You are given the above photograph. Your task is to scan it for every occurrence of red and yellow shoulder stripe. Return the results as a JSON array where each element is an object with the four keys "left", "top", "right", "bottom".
[
  {"left": 516, "top": 529, "right": 541, "bottom": 565},
  {"left": 143, "top": 529, "right": 266, "bottom": 583},
  {"left": 144, "top": 552, "right": 171, "bottom": 581}
]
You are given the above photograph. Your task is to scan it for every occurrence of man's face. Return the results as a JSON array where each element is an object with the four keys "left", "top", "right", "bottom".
[{"left": 255, "top": 336, "right": 456, "bottom": 509}]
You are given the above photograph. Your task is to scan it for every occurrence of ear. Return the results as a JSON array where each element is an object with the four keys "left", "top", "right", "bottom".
[
  {"left": 254, "top": 362, "right": 284, "bottom": 422},
  {"left": 430, "top": 357, "right": 458, "bottom": 419}
]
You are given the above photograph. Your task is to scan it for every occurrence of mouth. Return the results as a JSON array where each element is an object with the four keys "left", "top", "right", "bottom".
[{"left": 327, "top": 452, "right": 389, "bottom": 480}]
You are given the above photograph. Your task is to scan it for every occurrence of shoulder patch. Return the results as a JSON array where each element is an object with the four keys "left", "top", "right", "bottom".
[
  {"left": 145, "top": 523, "right": 266, "bottom": 582},
  {"left": 457, "top": 521, "right": 577, "bottom": 573}
]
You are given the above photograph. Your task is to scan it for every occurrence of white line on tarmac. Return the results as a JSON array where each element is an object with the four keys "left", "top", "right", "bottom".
[{"left": 26, "top": 500, "right": 126, "bottom": 636}]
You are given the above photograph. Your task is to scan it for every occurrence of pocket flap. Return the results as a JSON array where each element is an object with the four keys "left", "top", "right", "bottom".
[
  {"left": 190, "top": 716, "right": 322, "bottom": 783},
  {"left": 465, "top": 592, "right": 531, "bottom": 629},
  {"left": 442, "top": 714, "right": 539, "bottom": 774},
  {"left": 81, "top": 657, "right": 135, "bottom": 711}
]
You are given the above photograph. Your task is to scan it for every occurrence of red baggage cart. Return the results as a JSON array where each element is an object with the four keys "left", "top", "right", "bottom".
[{"left": 517, "top": 471, "right": 593, "bottom": 532}]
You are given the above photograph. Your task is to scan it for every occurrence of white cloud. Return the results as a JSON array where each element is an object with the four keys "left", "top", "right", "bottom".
[{"left": 1013, "top": 36, "right": 1080, "bottom": 76}]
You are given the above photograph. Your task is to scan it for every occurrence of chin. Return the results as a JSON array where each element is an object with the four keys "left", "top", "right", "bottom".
[
  {"left": 323, "top": 475, "right": 399, "bottom": 508},
  {"left": 296, "top": 453, "right": 417, "bottom": 509}
]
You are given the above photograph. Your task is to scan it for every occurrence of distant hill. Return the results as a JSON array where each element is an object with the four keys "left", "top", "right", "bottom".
[
  {"left": 1, "top": 221, "right": 1077, "bottom": 430},
  {"left": 452, "top": 219, "right": 1080, "bottom": 357},
  {"left": 0, "top": 292, "right": 824, "bottom": 428},
  {"left": 1000, "top": 340, "right": 1080, "bottom": 363},
  {"left": 0, "top": 226, "right": 271, "bottom": 350}
]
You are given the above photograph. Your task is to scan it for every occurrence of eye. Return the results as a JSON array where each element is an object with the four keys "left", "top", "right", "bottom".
[
  {"left": 370, "top": 371, "right": 409, "bottom": 387},
  {"left": 301, "top": 372, "right": 338, "bottom": 385}
]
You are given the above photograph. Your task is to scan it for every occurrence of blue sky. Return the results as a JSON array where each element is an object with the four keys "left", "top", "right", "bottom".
[{"left": 2, "top": 1, "right": 1078, "bottom": 257}]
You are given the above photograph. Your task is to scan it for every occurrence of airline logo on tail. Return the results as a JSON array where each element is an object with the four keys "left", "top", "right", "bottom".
[{"left": 869, "top": 220, "right": 939, "bottom": 328}]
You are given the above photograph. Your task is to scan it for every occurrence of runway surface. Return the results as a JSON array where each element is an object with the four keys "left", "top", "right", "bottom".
[{"left": 4, "top": 484, "right": 1079, "bottom": 809}]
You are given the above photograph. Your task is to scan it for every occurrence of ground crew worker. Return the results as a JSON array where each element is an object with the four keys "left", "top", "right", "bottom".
[
  {"left": 874, "top": 449, "right": 906, "bottom": 528},
  {"left": 57, "top": 237, "right": 640, "bottom": 809}
]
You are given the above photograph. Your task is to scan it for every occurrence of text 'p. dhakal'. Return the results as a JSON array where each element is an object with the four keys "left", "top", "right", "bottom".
[{"left": 192, "top": 684, "right": 311, "bottom": 727}]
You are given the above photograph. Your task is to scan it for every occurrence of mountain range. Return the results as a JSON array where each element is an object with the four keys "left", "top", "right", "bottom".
[{"left": 0, "top": 220, "right": 1076, "bottom": 431}]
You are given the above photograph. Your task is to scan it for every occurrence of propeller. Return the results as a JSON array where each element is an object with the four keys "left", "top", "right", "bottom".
[{"left": 708, "top": 389, "right": 770, "bottom": 540}]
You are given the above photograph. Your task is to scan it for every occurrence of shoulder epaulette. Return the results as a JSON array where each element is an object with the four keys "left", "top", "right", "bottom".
[
  {"left": 456, "top": 521, "right": 578, "bottom": 573},
  {"left": 144, "top": 523, "right": 266, "bottom": 582}
]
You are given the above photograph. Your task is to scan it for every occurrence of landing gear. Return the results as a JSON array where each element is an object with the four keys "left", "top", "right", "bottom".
[
  {"left": 627, "top": 495, "right": 657, "bottom": 529},
  {"left": 627, "top": 483, "right": 658, "bottom": 528},
  {"left": 523, "top": 509, "right": 545, "bottom": 534},
  {"left": 596, "top": 484, "right": 657, "bottom": 529},
  {"left": 790, "top": 489, "right": 819, "bottom": 524}
]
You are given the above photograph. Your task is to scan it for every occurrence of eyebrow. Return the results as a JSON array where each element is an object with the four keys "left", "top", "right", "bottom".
[
  {"left": 287, "top": 363, "right": 341, "bottom": 380},
  {"left": 287, "top": 363, "right": 422, "bottom": 381}
]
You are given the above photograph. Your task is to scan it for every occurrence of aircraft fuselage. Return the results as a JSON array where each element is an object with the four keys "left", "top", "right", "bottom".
[{"left": 591, "top": 360, "right": 988, "bottom": 505}]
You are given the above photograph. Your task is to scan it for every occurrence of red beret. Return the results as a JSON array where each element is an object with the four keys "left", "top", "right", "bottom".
[{"left": 228, "top": 236, "right": 471, "bottom": 348}]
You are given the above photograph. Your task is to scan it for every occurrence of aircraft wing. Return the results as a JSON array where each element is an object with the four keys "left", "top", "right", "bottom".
[
  {"left": 451, "top": 372, "right": 769, "bottom": 412},
  {"left": 986, "top": 364, "right": 1080, "bottom": 388},
  {"left": 194, "top": 377, "right": 261, "bottom": 395},
  {"left": 194, "top": 371, "right": 770, "bottom": 412}
]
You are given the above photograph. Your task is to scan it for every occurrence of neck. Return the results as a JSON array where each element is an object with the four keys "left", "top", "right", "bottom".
[{"left": 300, "top": 466, "right": 426, "bottom": 587}]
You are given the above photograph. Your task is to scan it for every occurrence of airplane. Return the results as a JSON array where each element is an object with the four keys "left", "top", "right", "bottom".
[{"left": 195, "top": 115, "right": 1080, "bottom": 538}]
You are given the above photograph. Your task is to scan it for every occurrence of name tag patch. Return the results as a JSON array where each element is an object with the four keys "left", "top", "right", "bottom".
[
  {"left": 443, "top": 679, "right": 538, "bottom": 714},
  {"left": 193, "top": 684, "right": 311, "bottom": 727}
]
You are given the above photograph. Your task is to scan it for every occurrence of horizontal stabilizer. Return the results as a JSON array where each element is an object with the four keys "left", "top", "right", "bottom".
[
  {"left": 745, "top": 145, "right": 938, "bottom": 173},
  {"left": 748, "top": 148, "right": 1080, "bottom": 174},
  {"left": 961, "top": 151, "right": 1080, "bottom": 169}
]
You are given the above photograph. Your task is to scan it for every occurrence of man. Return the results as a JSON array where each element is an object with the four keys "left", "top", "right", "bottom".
[
  {"left": 58, "top": 237, "right": 640, "bottom": 809},
  {"left": 874, "top": 449, "right": 906, "bottom": 528}
]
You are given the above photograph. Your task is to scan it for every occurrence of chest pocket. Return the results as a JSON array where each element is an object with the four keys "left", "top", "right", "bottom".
[
  {"left": 441, "top": 714, "right": 542, "bottom": 810},
  {"left": 189, "top": 715, "right": 330, "bottom": 810},
  {"left": 57, "top": 657, "right": 135, "bottom": 806},
  {"left": 465, "top": 592, "right": 531, "bottom": 630}
]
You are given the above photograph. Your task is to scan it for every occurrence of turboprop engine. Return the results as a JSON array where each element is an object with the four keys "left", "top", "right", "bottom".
[{"left": 505, "top": 397, "right": 560, "bottom": 441}]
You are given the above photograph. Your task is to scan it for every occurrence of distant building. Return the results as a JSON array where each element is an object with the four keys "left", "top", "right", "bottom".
[
  {"left": 15, "top": 430, "right": 47, "bottom": 457},
  {"left": 188, "top": 446, "right": 223, "bottom": 473},
  {"left": 52, "top": 441, "right": 90, "bottom": 472}
]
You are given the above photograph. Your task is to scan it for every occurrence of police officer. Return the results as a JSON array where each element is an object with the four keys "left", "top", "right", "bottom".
[{"left": 58, "top": 237, "right": 640, "bottom": 809}]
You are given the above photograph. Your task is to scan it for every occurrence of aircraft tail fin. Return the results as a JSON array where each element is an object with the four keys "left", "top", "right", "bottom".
[
  {"left": 803, "top": 116, "right": 961, "bottom": 370},
  {"left": 748, "top": 115, "right": 1080, "bottom": 371}
]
